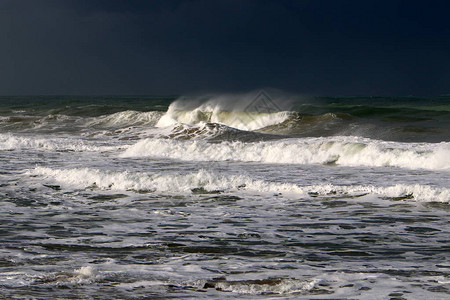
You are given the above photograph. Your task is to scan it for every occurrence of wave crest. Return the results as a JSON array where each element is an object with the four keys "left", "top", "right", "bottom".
[
  {"left": 162, "top": 122, "right": 275, "bottom": 142},
  {"left": 87, "top": 110, "right": 163, "bottom": 127},
  {"left": 121, "top": 137, "right": 450, "bottom": 171},
  {"left": 0, "top": 133, "right": 118, "bottom": 152},
  {"left": 157, "top": 107, "right": 294, "bottom": 131},
  {"left": 29, "top": 167, "right": 450, "bottom": 202},
  {"left": 155, "top": 92, "right": 293, "bottom": 131}
]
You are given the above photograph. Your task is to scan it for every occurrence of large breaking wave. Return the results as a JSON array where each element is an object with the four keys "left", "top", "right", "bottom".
[{"left": 155, "top": 93, "right": 292, "bottom": 131}]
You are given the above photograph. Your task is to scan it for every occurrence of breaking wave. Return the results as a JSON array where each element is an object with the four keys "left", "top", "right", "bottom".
[
  {"left": 204, "top": 277, "right": 319, "bottom": 295},
  {"left": 121, "top": 137, "right": 450, "bottom": 171},
  {"left": 29, "top": 167, "right": 449, "bottom": 202},
  {"left": 86, "top": 110, "right": 163, "bottom": 127},
  {"left": 0, "top": 133, "right": 118, "bottom": 152},
  {"left": 157, "top": 107, "right": 294, "bottom": 131},
  {"left": 161, "top": 122, "right": 276, "bottom": 141},
  {"left": 155, "top": 92, "right": 294, "bottom": 131}
]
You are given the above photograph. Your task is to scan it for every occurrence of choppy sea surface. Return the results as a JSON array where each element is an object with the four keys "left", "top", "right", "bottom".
[{"left": 0, "top": 93, "right": 449, "bottom": 299}]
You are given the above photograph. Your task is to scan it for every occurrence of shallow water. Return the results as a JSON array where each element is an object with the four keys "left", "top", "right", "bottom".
[{"left": 0, "top": 94, "right": 449, "bottom": 299}]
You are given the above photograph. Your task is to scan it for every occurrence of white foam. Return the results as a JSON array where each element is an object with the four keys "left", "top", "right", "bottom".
[
  {"left": 74, "top": 266, "right": 98, "bottom": 279},
  {"left": 28, "top": 167, "right": 450, "bottom": 202},
  {"left": 156, "top": 98, "right": 292, "bottom": 131},
  {"left": 121, "top": 136, "right": 450, "bottom": 171},
  {"left": 28, "top": 167, "right": 304, "bottom": 194},
  {"left": 32, "top": 114, "right": 72, "bottom": 129},
  {"left": 87, "top": 110, "right": 163, "bottom": 127},
  {"left": 51, "top": 266, "right": 100, "bottom": 285},
  {"left": 0, "top": 133, "right": 118, "bottom": 152},
  {"left": 214, "top": 278, "right": 318, "bottom": 295},
  {"left": 160, "top": 122, "right": 246, "bottom": 140}
]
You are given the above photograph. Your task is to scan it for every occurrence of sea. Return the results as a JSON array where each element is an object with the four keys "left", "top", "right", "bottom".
[{"left": 0, "top": 92, "right": 449, "bottom": 299}]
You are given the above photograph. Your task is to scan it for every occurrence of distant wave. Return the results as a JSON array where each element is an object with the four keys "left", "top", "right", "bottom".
[
  {"left": 1, "top": 93, "right": 448, "bottom": 142},
  {"left": 29, "top": 167, "right": 450, "bottom": 202},
  {"left": 160, "top": 122, "right": 277, "bottom": 141},
  {"left": 121, "top": 136, "right": 450, "bottom": 171},
  {"left": 86, "top": 110, "right": 163, "bottom": 127},
  {"left": 0, "top": 114, "right": 78, "bottom": 131},
  {"left": 257, "top": 112, "right": 353, "bottom": 136},
  {"left": 153, "top": 92, "right": 293, "bottom": 131},
  {"left": 0, "top": 110, "right": 164, "bottom": 133},
  {"left": 156, "top": 106, "right": 294, "bottom": 131},
  {"left": 0, "top": 133, "right": 119, "bottom": 152}
]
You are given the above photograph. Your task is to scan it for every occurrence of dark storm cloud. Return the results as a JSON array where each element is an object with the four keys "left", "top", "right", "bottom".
[{"left": 1, "top": 0, "right": 450, "bottom": 95}]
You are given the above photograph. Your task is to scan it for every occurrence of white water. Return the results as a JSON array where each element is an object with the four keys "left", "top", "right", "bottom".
[
  {"left": 156, "top": 96, "right": 293, "bottom": 131},
  {"left": 122, "top": 136, "right": 450, "bottom": 171},
  {"left": 0, "top": 133, "right": 119, "bottom": 152},
  {"left": 87, "top": 110, "right": 163, "bottom": 127},
  {"left": 1, "top": 99, "right": 450, "bottom": 299},
  {"left": 29, "top": 166, "right": 450, "bottom": 202}
]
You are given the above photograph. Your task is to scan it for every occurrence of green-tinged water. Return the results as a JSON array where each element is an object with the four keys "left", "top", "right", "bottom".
[
  {"left": 1, "top": 95, "right": 448, "bottom": 142},
  {"left": 0, "top": 93, "right": 449, "bottom": 299}
]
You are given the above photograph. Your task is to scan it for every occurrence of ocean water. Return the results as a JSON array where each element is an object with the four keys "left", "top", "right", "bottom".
[{"left": 0, "top": 93, "right": 449, "bottom": 299}]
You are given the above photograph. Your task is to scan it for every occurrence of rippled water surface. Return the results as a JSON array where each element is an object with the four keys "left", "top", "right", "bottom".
[{"left": 0, "top": 95, "right": 449, "bottom": 299}]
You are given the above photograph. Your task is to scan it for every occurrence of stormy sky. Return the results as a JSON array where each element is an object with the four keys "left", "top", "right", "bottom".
[{"left": 1, "top": 0, "right": 450, "bottom": 96}]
